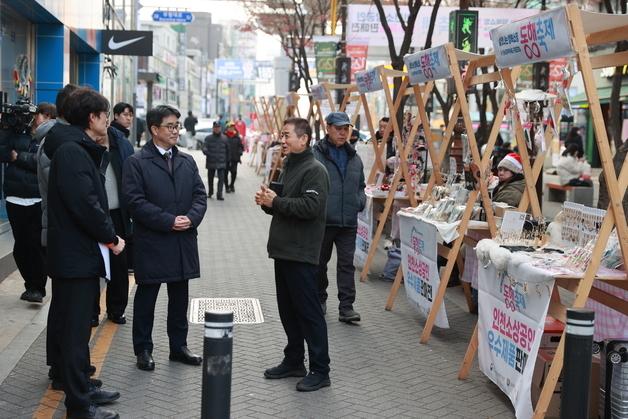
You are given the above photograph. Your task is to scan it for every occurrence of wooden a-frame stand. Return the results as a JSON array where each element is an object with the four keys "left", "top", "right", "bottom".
[{"left": 456, "top": 6, "right": 628, "bottom": 419}]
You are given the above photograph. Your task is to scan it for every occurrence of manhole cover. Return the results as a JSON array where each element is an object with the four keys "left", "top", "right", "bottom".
[{"left": 189, "top": 298, "right": 264, "bottom": 324}]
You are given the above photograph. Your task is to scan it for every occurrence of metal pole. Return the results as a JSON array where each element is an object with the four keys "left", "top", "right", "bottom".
[
  {"left": 560, "top": 308, "right": 595, "bottom": 419},
  {"left": 201, "top": 311, "right": 233, "bottom": 419}
]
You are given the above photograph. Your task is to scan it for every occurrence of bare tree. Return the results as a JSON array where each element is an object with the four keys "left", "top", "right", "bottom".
[
  {"left": 243, "top": 0, "right": 330, "bottom": 92},
  {"left": 603, "top": 0, "right": 627, "bottom": 150}
]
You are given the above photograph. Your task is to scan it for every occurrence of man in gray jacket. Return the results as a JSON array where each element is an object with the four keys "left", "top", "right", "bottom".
[
  {"left": 202, "top": 122, "right": 229, "bottom": 200},
  {"left": 255, "top": 117, "right": 331, "bottom": 392},
  {"left": 313, "top": 112, "right": 366, "bottom": 323}
]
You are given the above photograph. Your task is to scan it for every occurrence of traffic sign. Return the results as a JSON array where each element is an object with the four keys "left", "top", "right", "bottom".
[{"left": 152, "top": 10, "right": 194, "bottom": 23}]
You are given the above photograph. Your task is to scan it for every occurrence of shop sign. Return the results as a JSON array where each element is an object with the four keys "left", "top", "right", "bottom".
[
  {"left": 404, "top": 45, "right": 451, "bottom": 85},
  {"left": 355, "top": 68, "right": 383, "bottom": 93},
  {"left": 346, "top": 44, "right": 368, "bottom": 82},
  {"left": 478, "top": 263, "right": 554, "bottom": 419},
  {"left": 101, "top": 30, "right": 153, "bottom": 56},
  {"left": 152, "top": 10, "right": 194, "bottom": 23},
  {"left": 491, "top": 7, "right": 574, "bottom": 68}
]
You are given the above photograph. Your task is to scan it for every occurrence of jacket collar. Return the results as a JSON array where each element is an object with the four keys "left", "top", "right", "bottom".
[
  {"left": 110, "top": 121, "right": 130, "bottom": 137},
  {"left": 285, "top": 147, "right": 313, "bottom": 166},
  {"left": 318, "top": 136, "right": 356, "bottom": 157}
]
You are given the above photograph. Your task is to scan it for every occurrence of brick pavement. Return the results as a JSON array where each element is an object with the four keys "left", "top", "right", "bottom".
[{"left": 0, "top": 150, "right": 514, "bottom": 418}]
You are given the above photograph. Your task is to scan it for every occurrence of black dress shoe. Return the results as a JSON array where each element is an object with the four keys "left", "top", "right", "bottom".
[
  {"left": 89, "top": 388, "right": 120, "bottom": 405},
  {"left": 67, "top": 405, "right": 119, "bottom": 419},
  {"left": 136, "top": 350, "right": 155, "bottom": 371},
  {"left": 169, "top": 346, "right": 202, "bottom": 366},
  {"left": 106, "top": 313, "right": 126, "bottom": 325},
  {"left": 217, "top": 196, "right": 224, "bottom": 201}
]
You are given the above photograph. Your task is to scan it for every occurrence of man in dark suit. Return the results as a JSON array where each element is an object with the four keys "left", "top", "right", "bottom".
[{"left": 122, "top": 105, "right": 207, "bottom": 371}]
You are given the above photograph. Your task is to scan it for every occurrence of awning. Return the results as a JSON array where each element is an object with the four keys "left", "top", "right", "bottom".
[{"left": 571, "top": 84, "right": 628, "bottom": 105}]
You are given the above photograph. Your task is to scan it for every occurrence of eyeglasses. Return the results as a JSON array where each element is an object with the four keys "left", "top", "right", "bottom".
[{"left": 159, "top": 123, "right": 181, "bottom": 132}]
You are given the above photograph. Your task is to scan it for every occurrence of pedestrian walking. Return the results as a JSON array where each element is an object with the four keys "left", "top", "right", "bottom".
[
  {"left": 122, "top": 105, "right": 207, "bottom": 372},
  {"left": 225, "top": 122, "right": 244, "bottom": 193},
  {"left": 183, "top": 110, "right": 198, "bottom": 136},
  {"left": 0, "top": 102, "right": 52, "bottom": 303},
  {"left": 255, "top": 117, "right": 331, "bottom": 392},
  {"left": 235, "top": 114, "right": 247, "bottom": 151},
  {"left": 135, "top": 117, "right": 146, "bottom": 148},
  {"left": 202, "top": 121, "right": 229, "bottom": 200},
  {"left": 313, "top": 112, "right": 366, "bottom": 323},
  {"left": 45, "top": 87, "right": 123, "bottom": 419}
]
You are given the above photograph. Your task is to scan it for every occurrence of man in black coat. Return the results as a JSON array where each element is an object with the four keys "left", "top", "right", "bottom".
[
  {"left": 122, "top": 105, "right": 207, "bottom": 372},
  {"left": 46, "top": 87, "right": 124, "bottom": 419},
  {"left": 255, "top": 117, "right": 331, "bottom": 392},
  {"left": 202, "top": 121, "right": 229, "bottom": 200},
  {"left": 225, "top": 122, "right": 244, "bottom": 193},
  {"left": 313, "top": 112, "right": 366, "bottom": 323}
]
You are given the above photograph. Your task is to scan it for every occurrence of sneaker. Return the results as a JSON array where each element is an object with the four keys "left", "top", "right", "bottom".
[
  {"left": 264, "top": 363, "right": 307, "bottom": 379},
  {"left": 339, "top": 309, "right": 361, "bottom": 323},
  {"left": 296, "top": 372, "right": 331, "bottom": 392}
]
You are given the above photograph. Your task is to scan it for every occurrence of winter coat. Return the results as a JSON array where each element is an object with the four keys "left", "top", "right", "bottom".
[
  {"left": 122, "top": 141, "right": 207, "bottom": 284},
  {"left": 46, "top": 128, "right": 117, "bottom": 279},
  {"left": 202, "top": 133, "right": 229, "bottom": 169},
  {"left": 492, "top": 174, "right": 526, "bottom": 208},
  {"left": 107, "top": 127, "right": 135, "bottom": 237},
  {"left": 598, "top": 141, "right": 628, "bottom": 219},
  {"left": 227, "top": 134, "right": 244, "bottom": 163},
  {"left": 109, "top": 121, "right": 134, "bottom": 149},
  {"left": 556, "top": 155, "right": 590, "bottom": 185},
  {"left": 313, "top": 138, "right": 366, "bottom": 228},
  {"left": 0, "top": 128, "right": 40, "bottom": 198},
  {"left": 35, "top": 119, "right": 61, "bottom": 246},
  {"left": 262, "top": 148, "right": 329, "bottom": 265}
]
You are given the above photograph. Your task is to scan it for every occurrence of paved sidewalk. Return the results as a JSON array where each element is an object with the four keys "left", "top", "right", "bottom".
[{"left": 0, "top": 150, "right": 514, "bottom": 418}]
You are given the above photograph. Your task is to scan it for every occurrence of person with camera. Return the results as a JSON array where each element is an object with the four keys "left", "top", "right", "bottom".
[
  {"left": 0, "top": 100, "right": 52, "bottom": 303},
  {"left": 45, "top": 87, "right": 124, "bottom": 419}
]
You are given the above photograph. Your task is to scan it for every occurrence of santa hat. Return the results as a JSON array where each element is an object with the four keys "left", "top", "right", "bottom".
[{"left": 498, "top": 153, "right": 523, "bottom": 174}]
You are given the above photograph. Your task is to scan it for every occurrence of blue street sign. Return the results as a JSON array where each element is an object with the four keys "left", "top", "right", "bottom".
[{"left": 152, "top": 10, "right": 194, "bottom": 23}]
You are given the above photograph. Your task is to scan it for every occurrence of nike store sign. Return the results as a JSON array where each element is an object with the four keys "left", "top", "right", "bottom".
[{"left": 101, "top": 30, "right": 153, "bottom": 56}]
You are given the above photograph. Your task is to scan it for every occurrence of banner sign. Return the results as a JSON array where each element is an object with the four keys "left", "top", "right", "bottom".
[
  {"left": 355, "top": 68, "right": 383, "bottom": 93},
  {"left": 491, "top": 7, "right": 574, "bottom": 68},
  {"left": 354, "top": 197, "right": 373, "bottom": 269},
  {"left": 347, "top": 5, "right": 538, "bottom": 51},
  {"left": 404, "top": 45, "right": 451, "bottom": 85},
  {"left": 314, "top": 36, "right": 338, "bottom": 83},
  {"left": 311, "top": 84, "right": 326, "bottom": 101},
  {"left": 478, "top": 263, "right": 554, "bottom": 419},
  {"left": 346, "top": 44, "right": 368, "bottom": 82},
  {"left": 215, "top": 59, "right": 273, "bottom": 81},
  {"left": 399, "top": 213, "right": 449, "bottom": 328},
  {"left": 152, "top": 10, "right": 194, "bottom": 23},
  {"left": 101, "top": 30, "right": 153, "bottom": 56}
]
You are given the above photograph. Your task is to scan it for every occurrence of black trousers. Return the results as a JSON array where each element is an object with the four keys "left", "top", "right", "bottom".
[
  {"left": 274, "top": 259, "right": 330, "bottom": 375},
  {"left": 227, "top": 161, "right": 239, "bottom": 188},
  {"left": 105, "top": 209, "right": 129, "bottom": 317},
  {"left": 132, "top": 280, "right": 189, "bottom": 355},
  {"left": 207, "top": 169, "right": 226, "bottom": 198},
  {"left": 6, "top": 201, "right": 46, "bottom": 294},
  {"left": 317, "top": 227, "right": 357, "bottom": 311},
  {"left": 50, "top": 277, "right": 99, "bottom": 412}
]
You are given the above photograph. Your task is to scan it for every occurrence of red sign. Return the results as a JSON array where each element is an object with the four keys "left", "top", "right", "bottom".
[
  {"left": 548, "top": 58, "right": 567, "bottom": 94},
  {"left": 346, "top": 44, "right": 368, "bottom": 83}
]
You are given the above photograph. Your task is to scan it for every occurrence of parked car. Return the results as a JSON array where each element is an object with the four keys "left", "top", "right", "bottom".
[{"left": 179, "top": 118, "right": 215, "bottom": 149}]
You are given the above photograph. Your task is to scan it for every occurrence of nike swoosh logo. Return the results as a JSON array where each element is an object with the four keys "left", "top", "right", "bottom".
[{"left": 108, "top": 36, "right": 145, "bottom": 50}]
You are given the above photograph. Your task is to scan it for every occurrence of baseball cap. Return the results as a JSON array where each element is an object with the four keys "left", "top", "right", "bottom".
[
  {"left": 325, "top": 112, "right": 352, "bottom": 127},
  {"left": 212, "top": 121, "right": 221, "bottom": 127}
]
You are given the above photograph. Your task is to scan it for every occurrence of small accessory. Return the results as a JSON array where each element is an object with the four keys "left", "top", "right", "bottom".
[
  {"left": 324, "top": 112, "right": 352, "bottom": 127},
  {"left": 497, "top": 152, "right": 524, "bottom": 174}
]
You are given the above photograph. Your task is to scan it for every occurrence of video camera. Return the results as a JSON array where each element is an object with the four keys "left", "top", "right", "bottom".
[{"left": 0, "top": 98, "right": 37, "bottom": 134}]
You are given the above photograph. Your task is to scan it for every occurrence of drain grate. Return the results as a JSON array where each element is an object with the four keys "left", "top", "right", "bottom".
[{"left": 189, "top": 298, "right": 264, "bottom": 324}]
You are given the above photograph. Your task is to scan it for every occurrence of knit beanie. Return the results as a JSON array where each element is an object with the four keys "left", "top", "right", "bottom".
[{"left": 498, "top": 152, "right": 523, "bottom": 174}]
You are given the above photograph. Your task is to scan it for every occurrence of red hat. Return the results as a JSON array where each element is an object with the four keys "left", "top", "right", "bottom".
[{"left": 498, "top": 152, "right": 523, "bottom": 174}]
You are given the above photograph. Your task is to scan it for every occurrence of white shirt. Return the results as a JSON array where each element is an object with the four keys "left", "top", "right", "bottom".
[{"left": 154, "top": 144, "right": 172, "bottom": 156}]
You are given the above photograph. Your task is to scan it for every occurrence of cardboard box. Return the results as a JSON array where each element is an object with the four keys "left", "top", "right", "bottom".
[{"left": 531, "top": 348, "right": 600, "bottom": 418}]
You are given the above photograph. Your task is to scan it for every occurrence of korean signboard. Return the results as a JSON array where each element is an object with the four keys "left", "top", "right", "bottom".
[
  {"left": 491, "top": 7, "right": 574, "bottom": 68},
  {"left": 404, "top": 45, "right": 451, "bottom": 85},
  {"left": 355, "top": 68, "right": 383, "bottom": 93}
]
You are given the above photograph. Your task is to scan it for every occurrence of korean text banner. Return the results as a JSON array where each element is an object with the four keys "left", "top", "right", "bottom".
[
  {"left": 311, "top": 84, "right": 326, "bottom": 101},
  {"left": 404, "top": 45, "right": 451, "bottom": 85},
  {"left": 354, "top": 197, "right": 373, "bottom": 269},
  {"left": 355, "top": 68, "right": 383, "bottom": 93},
  {"left": 491, "top": 7, "right": 574, "bottom": 68},
  {"left": 477, "top": 263, "right": 554, "bottom": 419}
]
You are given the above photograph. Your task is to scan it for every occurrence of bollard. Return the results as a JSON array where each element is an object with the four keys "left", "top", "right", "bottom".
[
  {"left": 201, "top": 311, "right": 233, "bottom": 419},
  {"left": 560, "top": 308, "right": 594, "bottom": 419}
]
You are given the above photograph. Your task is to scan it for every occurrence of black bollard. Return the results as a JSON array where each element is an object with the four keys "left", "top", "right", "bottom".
[
  {"left": 201, "top": 311, "right": 234, "bottom": 419},
  {"left": 560, "top": 308, "right": 594, "bottom": 419}
]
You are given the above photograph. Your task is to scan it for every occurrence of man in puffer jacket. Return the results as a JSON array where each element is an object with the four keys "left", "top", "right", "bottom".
[{"left": 313, "top": 112, "right": 366, "bottom": 323}]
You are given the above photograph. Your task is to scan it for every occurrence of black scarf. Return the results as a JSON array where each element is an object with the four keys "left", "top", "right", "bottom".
[{"left": 110, "top": 120, "right": 130, "bottom": 138}]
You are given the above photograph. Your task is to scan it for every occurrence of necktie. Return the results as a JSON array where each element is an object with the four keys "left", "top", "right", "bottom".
[{"left": 164, "top": 150, "right": 173, "bottom": 173}]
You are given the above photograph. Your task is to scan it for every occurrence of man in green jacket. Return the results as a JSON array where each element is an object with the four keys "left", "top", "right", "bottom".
[{"left": 255, "top": 117, "right": 331, "bottom": 392}]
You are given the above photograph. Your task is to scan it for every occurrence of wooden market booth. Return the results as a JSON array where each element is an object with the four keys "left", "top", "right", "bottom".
[{"left": 455, "top": 5, "right": 628, "bottom": 418}]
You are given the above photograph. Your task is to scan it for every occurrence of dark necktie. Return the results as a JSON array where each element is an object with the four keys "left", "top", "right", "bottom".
[{"left": 164, "top": 150, "right": 173, "bottom": 173}]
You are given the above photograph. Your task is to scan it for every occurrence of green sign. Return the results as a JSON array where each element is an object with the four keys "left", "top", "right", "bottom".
[
  {"left": 314, "top": 40, "right": 337, "bottom": 82},
  {"left": 448, "top": 10, "right": 478, "bottom": 53}
]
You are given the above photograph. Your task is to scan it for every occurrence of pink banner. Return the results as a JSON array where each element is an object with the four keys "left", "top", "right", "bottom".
[{"left": 346, "top": 44, "right": 368, "bottom": 83}]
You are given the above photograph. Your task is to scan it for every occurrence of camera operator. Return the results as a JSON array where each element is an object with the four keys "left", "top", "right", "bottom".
[{"left": 0, "top": 101, "right": 53, "bottom": 303}]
